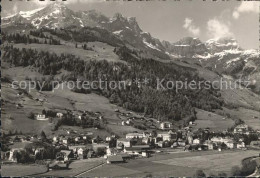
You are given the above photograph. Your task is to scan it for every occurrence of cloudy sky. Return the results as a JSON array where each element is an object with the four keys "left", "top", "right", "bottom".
[{"left": 2, "top": 0, "right": 259, "bottom": 49}]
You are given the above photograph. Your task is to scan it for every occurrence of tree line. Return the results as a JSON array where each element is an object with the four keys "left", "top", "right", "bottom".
[{"left": 3, "top": 45, "right": 223, "bottom": 122}]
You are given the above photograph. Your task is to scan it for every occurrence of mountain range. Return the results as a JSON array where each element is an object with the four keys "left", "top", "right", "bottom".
[{"left": 2, "top": 2, "right": 259, "bottom": 92}]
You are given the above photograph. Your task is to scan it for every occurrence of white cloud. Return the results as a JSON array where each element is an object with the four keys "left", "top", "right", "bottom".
[
  {"left": 183, "top": 18, "right": 200, "bottom": 36},
  {"left": 233, "top": 1, "right": 259, "bottom": 19},
  {"left": 207, "top": 18, "right": 233, "bottom": 39}
]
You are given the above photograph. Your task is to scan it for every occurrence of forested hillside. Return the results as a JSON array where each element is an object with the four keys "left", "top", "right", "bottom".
[{"left": 2, "top": 43, "right": 223, "bottom": 122}]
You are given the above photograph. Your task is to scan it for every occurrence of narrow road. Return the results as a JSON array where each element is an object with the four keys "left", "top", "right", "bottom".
[{"left": 74, "top": 162, "right": 106, "bottom": 177}]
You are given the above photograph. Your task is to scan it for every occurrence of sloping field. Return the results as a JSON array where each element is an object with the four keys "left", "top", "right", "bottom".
[
  {"left": 85, "top": 150, "right": 259, "bottom": 177},
  {"left": 224, "top": 107, "right": 260, "bottom": 130},
  {"left": 39, "top": 158, "right": 104, "bottom": 177},
  {"left": 193, "top": 109, "right": 234, "bottom": 131},
  {"left": 1, "top": 164, "right": 48, "bottom": 176},
  {"left": 153, "top": 150, "right": 259, "bottom": 176},
  {"left": 13, "top": 42, "right": 121, "bottom": 62}
]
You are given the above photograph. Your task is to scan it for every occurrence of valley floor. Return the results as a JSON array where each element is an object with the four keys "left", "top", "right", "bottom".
[{"left": 3, "top": 149, "right": 255, "bottom": 177}]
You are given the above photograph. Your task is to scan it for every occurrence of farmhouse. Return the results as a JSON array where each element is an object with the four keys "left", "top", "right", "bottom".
[
  {"left": 187, "top": 134, "right": 193, "bottom": 144},
  {"left": 117, "top": 138, "right": 132, "bottom": 149},
  {"left": 142, "top": 137, "right": 151, "bottom": 144},
  {"left": 211, "top": 137, "right": 233, "bottom": 145},
  {"left": 160, "top": 121, "right": 173, "bottom": 130},
  {"left": 157, "top": 130, "right": 177, "bottom": 141},
  {"left": 92, "top": 143, "right": 108, "bottom": 153},
  {"left": 56, "top": 112, "right": 63, "bottom": 118},
  {"left": 53, "top": 136, "right": 58, "bottom": 143},
  {"left": 157, "top": 141, "right": 164, "bottom": 148},
  {"left": 250, "top": 141, "right": 260, "bottom": 149},
  {"left": 204, "top": 140, "right": 214, "bottom": 150},
  {"left": 126, "top": 133, "right": 145, "bottom": 139},
  {"left": 56, "top": 150, "right": 73, "bottom": 162},
  {"left": 9, "top": 148, "right": 24, "bottom": 162},
  {"left": 36, "top": 114, "right": 48, "bottom": 121},
  {"left": 68, "top": 145, "right": 88, "bottom": 159},
  {"left": 62, "top": 137, "right": 69, "bottom": 145},
  {"left": 226, "top": 141, "right": 235, "bottom": 149},
  {"left": 106, "top": 148, "right": 117, "bottom": 156},
  {"left": 124, "top": 145, "right": 150, "bottom": 156},
  {"left": 236, "top": 141, "right": 245, "bottom": 149},
  {"left": 34, "top": 147, "right": 45, "bottom": 155},
  {"left": 234, "top": 124, "right": 249, "bottom": 134},
  {"left": 193, "top": 138, "right": 201, "bottom": 145}
]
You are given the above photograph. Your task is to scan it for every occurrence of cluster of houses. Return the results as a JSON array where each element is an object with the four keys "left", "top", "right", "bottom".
[{"left": 3, "top": 114, "right": 260, "bottom": 168}]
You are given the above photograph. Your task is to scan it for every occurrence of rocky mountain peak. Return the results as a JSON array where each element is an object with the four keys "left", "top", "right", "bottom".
[
  {"left": 113, "top": 13, "right": 126, "bottom": 21},
  {"left": 205, "top": 37, "right": 239, "bottom": 54},
  {"left": 175, "top": 37, "right": 203, "bottom": 46},
  {"left": 162, "top": 37, "right": 207, "bottom": 57}
]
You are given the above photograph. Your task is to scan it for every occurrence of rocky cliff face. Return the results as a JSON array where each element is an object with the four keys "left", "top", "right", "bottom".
[
  {"left": 2, "top": 2, "right": 259, "bottom": 65},
  {"left": 162, "top": 37, "right": 208, "bottom": 57},
  {"left": 205, "top": 37, "right": 240, "bottom": 54}
]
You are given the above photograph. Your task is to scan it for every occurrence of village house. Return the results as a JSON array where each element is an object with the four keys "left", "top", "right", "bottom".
[
  {"left": 160, "top": 121, "right": 173, "bottom": 130},
  {"left": 106, "top": 136, "right": 112, "bottom": 142},
  {"left": 226, "top": 141, "right": 236, "bottom": 149},
  {"left": 153, "top": 137, "right": 163, "bottom": 145},
  {"left": 56, "top": 150, "right": 73, "bottom": 162},
  {"left": 53, "top": 136, "right": 58, "bottom": 143},
  {"left": 62, "top": 137, "right": 70, "bottom": 145},
  {"left": 236, "top": 141, "right": 245, "bottom": 149},
  {"left": 117, "top": 138, "right": 132, "bottom": 149},
  {"left": 106, "top": 147, "right": 117, "bottom": 156},
  {"left": 250, "top": 141, "right": 260, "bottom": 149},
  {"left": 87, "top": 149, "right": 96, "bottom": 158},
  {"left": 92, "top": 143, "right": 108, "bottom": 155},
  {"left": 157, "top": 130, "right": 177, "bottom": 141},
  {"left": 142, "top": 137, "right": 152, "bottom": 145},
  {"left": 124, "top": 145, "right": 150, "bottom": 157},
  {"left": 36, "top": 114, "right": 48, "bottom": 121},
  {"left": 1, "top": 151, "right": 9, "bottom": 161},
  {"left": 234, "top": 124, "right": 249, "bottom": 134},
  {"left": 125, "top": 120, "right": 132, "bottom": 125},
  {"left": 56, "top": 112, "right": 63, "bottom": 118},
  {"left": 193, "top": 138, "right": 201, "bottom": 145},
  {"left": 74, "top": 136, "right": 81, "bottom": 142},
  {"left": 9, "top": 148, "right": 24, "bottom": 162},
  {"left": 8, "top": 142, "right": 30, "bottom": 162},
  {"left": 203, "top": 140, "right": 214, "bottom": 150},
  {"left": 68, "top": 145, "right": 87, "bottom": 159},
  {"left": 77, "top": 148, "right": 86, "bottom": 159},
  {"left": 82, "top": 136, "right": 87, "bottom": 140},
  {"left": 157, "top": 141, "right": 164, "bottom": 148},
  {"left": 34, "top": 147, "right": 45, "bottom": 155},
  {"left": 177, "top": 138, "right": 186, "bottom": 147},
  {"left": 211, "top": 137, "right": 233, "bottom": 145},
  {"left": 189, "top": 121, "right": 196, "bottom": 125},
  {"left": 126, "top": 133, "right": 145, "bottom": 139},
  {"left": 187, "top": 134, "right": 193, "bottom": 144}
]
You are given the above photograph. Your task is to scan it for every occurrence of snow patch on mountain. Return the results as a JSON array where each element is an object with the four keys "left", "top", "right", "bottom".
[
  {"left": 193, "top": 53, "right": 213, "bottom": 59},
  {"left": 18, "top": 7, "right": 45, "bottom": 19},
  {"left": 113, "top": 30, "right": 123, "bottom": 35},
  {"left": 143, "top": 40, "right": 161, "bottom": 51},
  {"left": 226, "top": 57, "right": 240, "bottom": 65}
]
